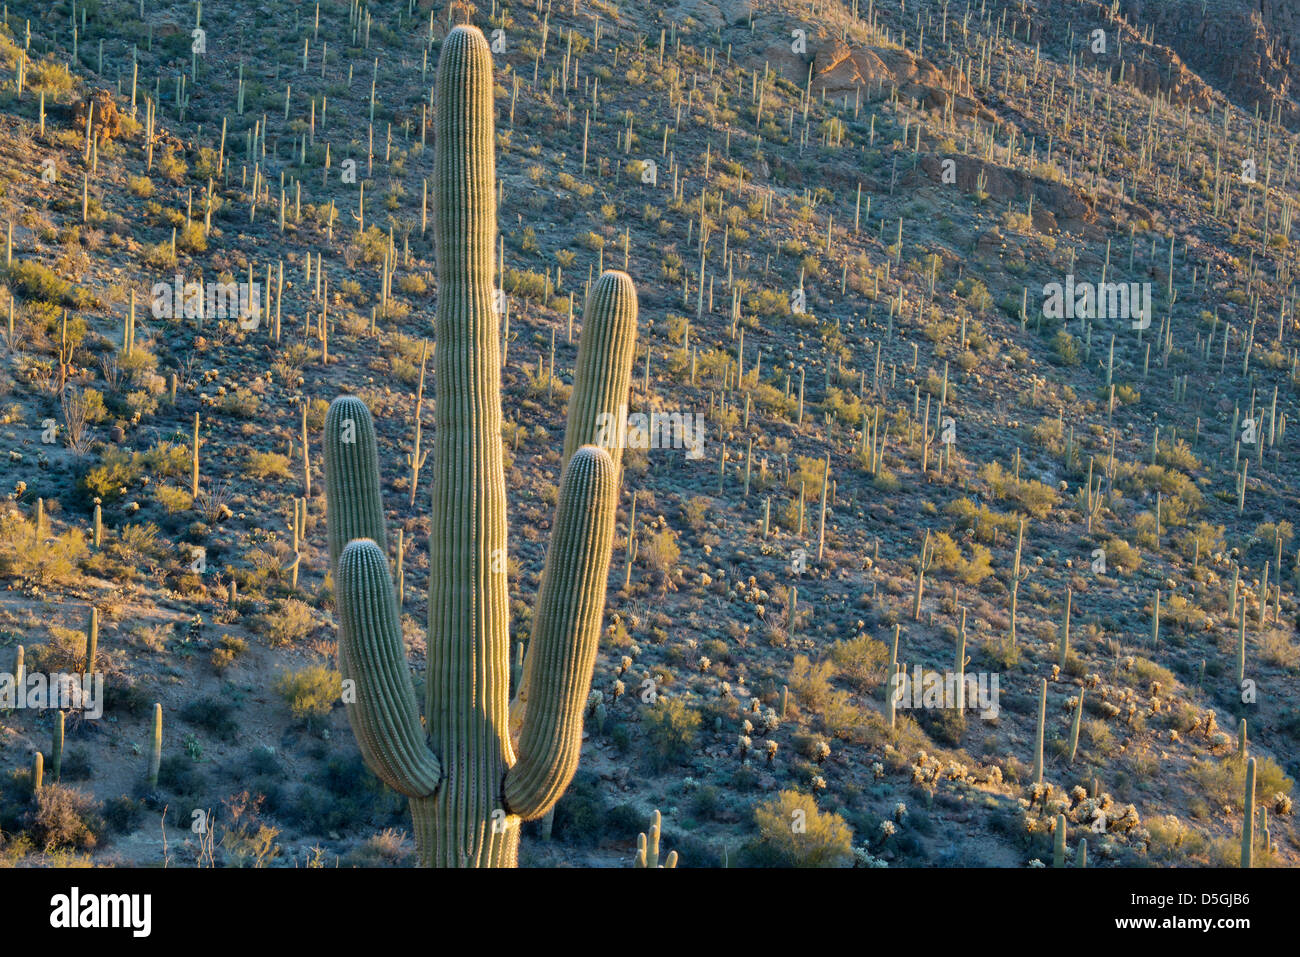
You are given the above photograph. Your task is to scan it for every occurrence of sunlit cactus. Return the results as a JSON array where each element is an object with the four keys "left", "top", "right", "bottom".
[
  {"left": 634, "top": 809, "right": 678, "bottom": 868},
  {"left": 323, "top": 25, "right": 636, "bottom": 868}
]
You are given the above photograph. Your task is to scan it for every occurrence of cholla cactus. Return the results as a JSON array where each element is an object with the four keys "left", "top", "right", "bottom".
[
  {"left": 323, "top": 26, "right": 637, "bottom": 868},
  {"left": 853, "top": 846, "right": 889, "bottom": 867}
]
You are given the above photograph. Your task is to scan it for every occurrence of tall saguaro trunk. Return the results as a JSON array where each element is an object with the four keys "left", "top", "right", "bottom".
[{"left": 424, "top": 23, "right": 515, "bottom": 868}]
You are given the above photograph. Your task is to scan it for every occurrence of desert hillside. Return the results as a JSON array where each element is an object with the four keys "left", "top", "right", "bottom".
[{"left": 0, "top": 0, "right": 1296, "bottom": 869}]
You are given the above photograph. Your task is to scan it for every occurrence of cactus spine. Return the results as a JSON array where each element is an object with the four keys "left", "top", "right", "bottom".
[{"left": 323, "top": 26, "right": 635, "bottom": 869}]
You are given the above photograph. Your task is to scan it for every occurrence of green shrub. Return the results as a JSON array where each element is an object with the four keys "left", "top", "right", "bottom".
[
  {"left": 749, "top": 790, "right": 853, "bottom": 867},
  {"left": 641, "top": 698, "right": 700, "bottom": 771},
  {"left": 264, "top": 598, "right": 314, "bottom": 647},
  {"left": 274, "top": 666, "right": 341, "bottom": 727}
]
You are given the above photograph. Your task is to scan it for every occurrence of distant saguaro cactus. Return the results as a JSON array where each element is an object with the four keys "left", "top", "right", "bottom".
[
  {"left": 634, "top": 809, "right": 678, "bottom": 868},
  {"left": 1242, "top": 757, "right": 1256, "bottom": 868},
  {"left": 147, "top": 703, "right": 162, "bottom": 788},
  {"left": 323, "top": 26, "right": 636, "bottom": 869}
]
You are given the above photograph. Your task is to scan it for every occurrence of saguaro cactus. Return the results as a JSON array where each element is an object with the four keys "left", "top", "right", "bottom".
[
  {"left": 52, "top": 710, "right": 64, "bottom": 782},
  {"left": 1032, "top": 678, "right": 1047, "bottom": 786},
  {"left": 634, "top": 809, "right": 678, "bottom": 868},
  {"left": 147, "top": 702, "right": 162, "bottom": 788},
  {"left": 1242, "top": 757, "right": 1256, "bottom": 868},
  {"left": 567, "top": 270, "right": 637, "bottom": 472},
  {"left": 84, "top": 607, "right": 98, "bottom": 675},
  {"left": 324, "top": 26, "right": 636, "bottom": 868}
]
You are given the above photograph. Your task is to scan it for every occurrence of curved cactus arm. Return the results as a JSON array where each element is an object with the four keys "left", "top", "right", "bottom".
[
  {"left": 337, "top": 539, "right": 442, "bottom": 798},
  {"left": 562, "top": 270, "right": 639, "bottom": 473},
  {"left": 324, "top": 396, "right": 388, "bottom": 579},
  {"left": 324, "top": 394, "right": 392, "bottom": 693},
  {"left": 504, "top": 445, "right": 618, "bottom": 819}
]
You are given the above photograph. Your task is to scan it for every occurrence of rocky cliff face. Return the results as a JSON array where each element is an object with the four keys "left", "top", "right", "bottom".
[{"left": 1120, "top": 0, "right": 1299, "bottom": 125}]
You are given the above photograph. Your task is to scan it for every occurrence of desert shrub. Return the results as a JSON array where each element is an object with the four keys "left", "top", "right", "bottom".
[
  {"left": 26, "top": 785, "right": 105, "bottom": 851},
  {"left": 1102, "top": 537, "right": 1142, "bottom": 573},
  {"left": 945, "top": 497, "right": 1020, "bottom": 543},
  {"left": 246, "top": 451, "right": 291, "bottom": 481},
  {"left": 154, "top": 484, "right": 192, "bottom": 513},
  {"left": 82, "top": 447, "right": 143, "bottom": 499},
  {"left": 1261, "top": 628, "right": 1300, "bottom": 670},
  {"left": 28, "top": 59, "right": 75, "bottom": 96},
  {"left": 216, "top": 792, "right": 281, "bottom": 868},
  {"left": 27, "top": 626, "right": 86, "bottom": 673},
  {"left": 157, "top": 148, "right": 188, "bottom": 183},
  {"left": 747, "top": 790, "right": 853, "bottom": 867},
  {"left": 103, "top": 795, "right": 145, "bottom": 834},
  {"left": 1188, "top": 755, "right": 1293, "bottom": 811},
  {"left": 549, "top": 771, "right": 608, "bottom": 847},
  {"left": 0, "top": 509, "right": 88, "bottom": 586},
  {"left": 979, "top": 462, "right": 1060, "bottom": 517},
  {"left": 787, "top": 655, "right": 836, "bottom": 712},
  {"left": 345, "top": 829, "right": 413, "bottom": 866},
  {"left": 176, "top": 221, "right": 207, "bottom": 253},
  {"left": 219, "top": 388, "right": 261, "bottom": 419},
  {"left": 8, "top": 260, "right": 89, "bottom": 308},
  {"left": 1051, "top": 331, "right": 1081, "bottom": 366},
  {"left": 264, "top": 598, "right": 314, "bottom": 646},
  {"left": 828, "top": 635, "right": 888, "bottom": 692},
  {"left": 643, "top": 528, "right": 680, "bottom": 585},
  {"left": 211, "top": 635, "right": 248, "bottom": 673},
  {"left": 274, "top": 666, "right": 341, "bottom": 727},
  {"left": 641, "top": 698, "right": 699, "bottom": 771},
  {"left": 181, "top": 697, "right": 239, "bottom": 741}
]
